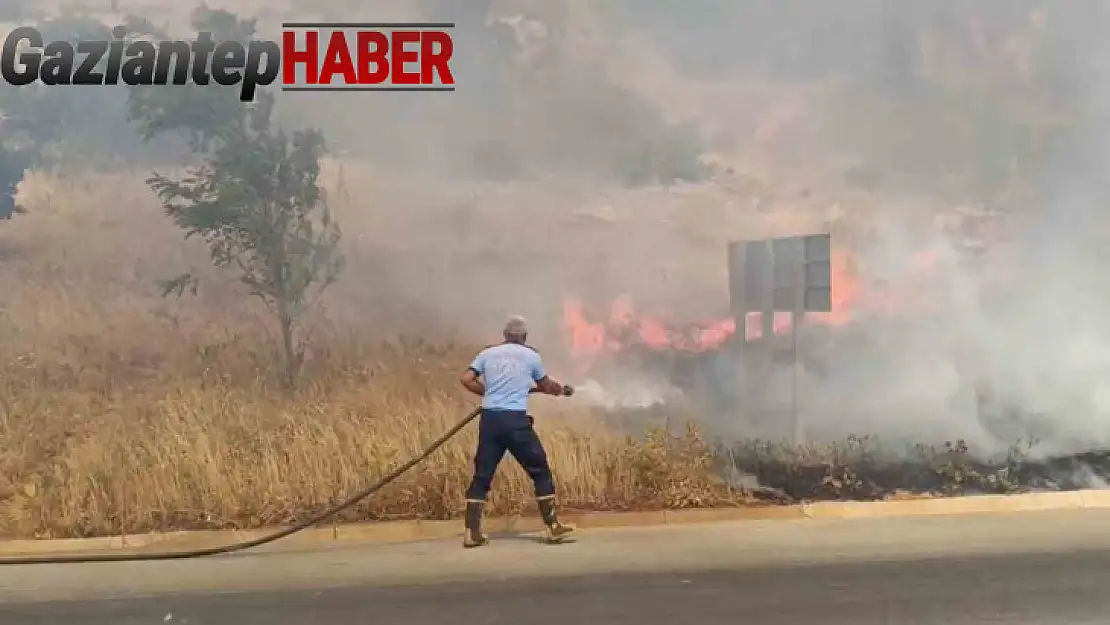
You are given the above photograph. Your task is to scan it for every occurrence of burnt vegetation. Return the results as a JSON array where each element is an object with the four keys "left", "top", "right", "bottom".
[{"left": 721, "top": 436, "right": 1110, "bottom": 503}]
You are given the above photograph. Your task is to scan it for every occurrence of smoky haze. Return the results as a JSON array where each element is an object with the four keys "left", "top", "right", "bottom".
[{"left": 4, "top": 0, "right": 1110, "bottom": 457}]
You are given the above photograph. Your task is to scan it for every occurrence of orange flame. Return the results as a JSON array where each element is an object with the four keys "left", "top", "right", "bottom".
[
  {"left": 561, "top": 247, "right": 945, "bottom": 359},
  {"left": 562, "top": 295, "right": 737, "bottom": 355}
]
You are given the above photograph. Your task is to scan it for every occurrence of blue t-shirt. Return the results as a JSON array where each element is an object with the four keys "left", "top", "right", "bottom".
[{"left": 468, "top": 342, "right": 546, "bottom": 411}]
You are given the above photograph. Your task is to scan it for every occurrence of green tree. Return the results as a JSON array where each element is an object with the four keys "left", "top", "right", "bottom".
[
  {"left": 0, "top": 17, "right": 141, "bottom": 171},
  {"left": 147, "top": 94, "right": 343, "bottom": 389},
  {"left": 0, "top": 14, "right": 198, "bottom": 171},
  {"left": 132, "top": 7, "right": 344, "bottom": 389},
  {"left": 126, "top": 5, "right": 258, "bottom": 150},
  {"left": 0, "top": 141, "right": 31, "bottom": 219}
]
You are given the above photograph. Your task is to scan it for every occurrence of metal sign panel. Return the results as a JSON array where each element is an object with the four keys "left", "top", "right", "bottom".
[
  {"left": 727, "top": 241, "right": 746, "bottom": 316},
  {"left": 744, "top": 240, "right": 770, "bottom": 304},
  {"left": 801, "top": 233, "right": 831, "bottom": 313},
  {"left": 728, "top": 233, "right": 832, "bottom": 313},
  {"left": 728, "top": 239, "right": 769, "bottom": 315}
]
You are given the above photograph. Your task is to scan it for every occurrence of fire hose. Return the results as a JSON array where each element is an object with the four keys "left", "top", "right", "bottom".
[{"left": 0, "top": 406, "right": 482, "bottom": 565}]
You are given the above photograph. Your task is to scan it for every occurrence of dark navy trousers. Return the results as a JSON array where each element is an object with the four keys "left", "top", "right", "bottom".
[{"left": 465, "top": 409, "right": 555, "bottom": 500}]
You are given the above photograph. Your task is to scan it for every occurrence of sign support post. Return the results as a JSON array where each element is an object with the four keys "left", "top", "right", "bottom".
[{"left": 728, "top": 233, "right": 832, "bottom": 444}]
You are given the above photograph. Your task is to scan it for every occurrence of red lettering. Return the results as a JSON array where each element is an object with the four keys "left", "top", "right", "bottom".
[
  {"left": 420, "top": 31, "right": 453, "bottom": 85},
  {"left": 282, "top": 31, "right": 318, "bottom": 84},
  {"left": 390, "top": 30, "right": 420, "bottom": 85},
  {"left": 319, "top": 31, "right": 356, "bottom": 84},
  {"left": 357, "top": 31, "right": 389, "bottom": 84}
]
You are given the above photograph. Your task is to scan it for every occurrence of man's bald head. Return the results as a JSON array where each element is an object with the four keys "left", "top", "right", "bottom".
[{"left": 503, "top": 315, "right": 528, "bottom": 343}]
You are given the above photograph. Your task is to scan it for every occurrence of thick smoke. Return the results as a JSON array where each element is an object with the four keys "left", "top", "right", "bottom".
[{"left": 5, "top": 1, "right": 1110, "bottom": 456}]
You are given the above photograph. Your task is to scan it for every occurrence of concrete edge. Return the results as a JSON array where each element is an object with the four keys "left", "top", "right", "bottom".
[{"left": 1, "top": 490, "right": 1107, "bottom": 557}]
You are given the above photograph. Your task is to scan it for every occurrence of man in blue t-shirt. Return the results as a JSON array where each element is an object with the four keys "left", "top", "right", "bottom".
[{"left": 459, "top": 315, "right": 576, "bottom": 548}]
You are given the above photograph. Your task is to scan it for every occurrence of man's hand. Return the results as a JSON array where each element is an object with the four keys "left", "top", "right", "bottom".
[
  {"left": 531, "top": 384, "right": 572, "bottom": 396},
  {"left": 535, "top": 376, "right": 574, "bottom": 397}
]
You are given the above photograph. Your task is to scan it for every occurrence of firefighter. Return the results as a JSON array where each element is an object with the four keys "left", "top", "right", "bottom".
[{"left": 459, "top": 315, "right": 576, "bottom": 547}]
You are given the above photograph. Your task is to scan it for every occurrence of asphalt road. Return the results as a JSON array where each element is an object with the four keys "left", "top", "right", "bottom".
[{"left": 6, "top": 509, "right": 1110, "bottom": 624}]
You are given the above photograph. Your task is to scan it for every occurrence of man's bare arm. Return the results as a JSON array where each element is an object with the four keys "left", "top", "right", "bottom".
[
  {"left": 460, "top": 369, "right": 485, "bottom": 396},
  {"left": 534, "top": 376, "right": 573, "bottom": 396}
]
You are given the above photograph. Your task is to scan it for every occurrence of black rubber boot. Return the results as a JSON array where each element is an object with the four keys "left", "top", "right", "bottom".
[
  {"left": 463, "top": 500, "right": 489, "bottom": 548},
  {"left": 537, "top": 496, "right": 575, "bottom": 544}
]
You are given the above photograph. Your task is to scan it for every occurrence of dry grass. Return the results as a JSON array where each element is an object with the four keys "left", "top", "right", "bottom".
[
  {"left": 0, "top": 364, "right": 737, "bottom": 539},
  {"left": 0, "top": 168, "right": 740, "bottom": 539}
]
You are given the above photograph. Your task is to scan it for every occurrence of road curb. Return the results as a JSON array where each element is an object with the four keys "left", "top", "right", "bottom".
[
  {"left": 801, "top": 490, "right": 1095, "bottom": 519},
  {"left": 0, "top": 491, "right": 1106, "bottom": 557}
]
